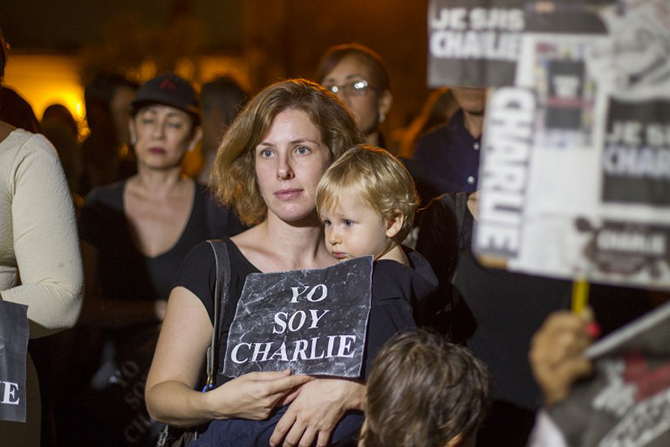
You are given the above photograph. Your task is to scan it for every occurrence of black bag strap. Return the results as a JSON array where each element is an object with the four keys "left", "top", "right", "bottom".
[
  {"left": 156, "top": 240, "right": 231, "bottom": 447},
  {"left": 204, "top": 239, "right": 230, "bottom": 390}
]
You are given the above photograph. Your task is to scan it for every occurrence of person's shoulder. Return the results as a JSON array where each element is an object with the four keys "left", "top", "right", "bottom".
[
  {"left": 373, "top": 248, "right": 438, "bottom": 298},
  {"left": 10, "top": 129, "right": 57, "bottom": 157},
  {"left": 415, "top": 123, "right": 452, "bottom": 148},
  {"left": 83, "top": 180, "right": 126, "bottom": 208}
]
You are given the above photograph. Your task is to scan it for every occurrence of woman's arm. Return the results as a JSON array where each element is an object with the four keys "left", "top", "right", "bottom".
[
  {"left": 270, "top": 378, "right": 366, "bottom": 447},
  {"left": 145, "top": 286, "right": 313, "bottom": 427},
  {"left": 2, "top": 135, "right": 83, "bottom": 338},
  {"left": 77, "top": 240, "right": 165, "bottom": 327}
]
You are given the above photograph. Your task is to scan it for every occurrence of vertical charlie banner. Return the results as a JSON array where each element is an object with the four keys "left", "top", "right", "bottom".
[
  {"left": 223, "top": 256, "right": 373, "bottom": 378},
  {"left": 473, "top": 0, "right": 670, "bottom": 290},
  {"left": 0, "top": 301, "right": 29, "bottom": 422}
]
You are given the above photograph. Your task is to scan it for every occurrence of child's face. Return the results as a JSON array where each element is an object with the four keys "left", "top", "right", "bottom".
[{"left": 320, "top": 192, "right": 394, "bottom": 261}]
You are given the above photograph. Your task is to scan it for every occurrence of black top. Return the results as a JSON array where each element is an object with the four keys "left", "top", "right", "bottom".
[
  {"left": 411, "top": 110, "right": 481, "bottom": 199},
  {"left": 417, "top": 195, "right": 653, "bottom": 411},
  {"left": 173, "top": 239, "right": 438, "bottom": 381},
  {"left": 79, "top": 180, "right": 245, "bottom": 306}
]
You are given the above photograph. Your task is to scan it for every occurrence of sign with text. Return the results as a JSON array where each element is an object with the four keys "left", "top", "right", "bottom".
[
  {"left": 223, "top": 256, "right": 373, "bottom": 378},
  {"left": 550, "top": 300, "right": 670, "bottom": 446},
  {"left": 474, "top": 0, "right": 670, "bottom": 289},
  {"left": 428, "top": 0, "right": 617, "bottom": 88},
  {"left": 428, "top": 0, "right": 526, "bottom": 87},
  {"left": 0, "top": 301, "right": 29, "bottom": 422}
]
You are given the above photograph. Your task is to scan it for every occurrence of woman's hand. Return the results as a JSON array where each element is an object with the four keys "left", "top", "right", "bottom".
[
  {"left": 529, "top": 311, "right": 595, "bottom": 407},
  {"left": 207, "top": 369, "right": 313, "bottom": 420},
  {"left": 269, "top": 378, "right": 365, "bottom": 447}
]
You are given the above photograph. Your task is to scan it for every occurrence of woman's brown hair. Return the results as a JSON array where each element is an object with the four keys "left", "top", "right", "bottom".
[{"left": 211, "top": 78, "right": 365, "bottom": 225}]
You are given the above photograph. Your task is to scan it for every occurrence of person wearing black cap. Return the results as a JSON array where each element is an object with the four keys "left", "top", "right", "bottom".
[{"left": 63, "top": 73, "right": 245, "bottom": 447}]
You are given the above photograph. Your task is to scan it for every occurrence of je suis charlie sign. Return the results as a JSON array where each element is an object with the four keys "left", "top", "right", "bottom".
[{"left": 223, "top": 256, "right": 373, "bottom": 378}]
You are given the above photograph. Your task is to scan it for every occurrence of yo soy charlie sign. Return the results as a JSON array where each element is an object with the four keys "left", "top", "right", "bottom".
[
  {"left": 0, "top": 300, "right": 29, "bottom": 423},
  {"left": 223, "top": 256, "right": 373, "bottom": 378}
]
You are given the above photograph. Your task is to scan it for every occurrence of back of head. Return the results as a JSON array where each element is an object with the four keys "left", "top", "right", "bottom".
[
  {"left": 316, "top": 145, "right": 417, "bottom": 242},
  {"left": 211, "top": 78, "right": 365, "bottom": 225},
  {"left": 84, "top": 73, "right": 138, "bottom": 131},
  {"left": 363, "top": 330, "right": 492, "bottom": 447},
  {"left": 316, "top": 43, "right": 390, "bottom": 92},
  {"left": 42, "top": 104, "right": 78, "bottom": 137},
  {"left": 201, "top": 76, "right": 249, "bottom": 125}
]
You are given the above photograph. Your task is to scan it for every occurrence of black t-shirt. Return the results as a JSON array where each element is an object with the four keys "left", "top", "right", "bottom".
[
  {"left": 173, "top": 239, "right": 437, "bottom": 382},
  {"left": 79, "top": 180, "right": 245, "bottom": 305}
]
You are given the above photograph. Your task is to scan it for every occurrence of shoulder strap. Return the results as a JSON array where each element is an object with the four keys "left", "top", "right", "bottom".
[{"left": 204, "top": 239, "right": 230, "bottom": 390}]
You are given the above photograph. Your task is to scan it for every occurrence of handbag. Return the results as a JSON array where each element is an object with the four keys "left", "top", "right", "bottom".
[{"left": 156, "top": 239, "right": 231, "bottom": 447}]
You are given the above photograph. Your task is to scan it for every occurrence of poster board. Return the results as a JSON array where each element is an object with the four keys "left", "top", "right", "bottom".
[
  {"left": 223, "top": 256, "right": 373, "bottom": 378},
  {"left": 470, "top": 0, "right": 670, "bottom": 289}
]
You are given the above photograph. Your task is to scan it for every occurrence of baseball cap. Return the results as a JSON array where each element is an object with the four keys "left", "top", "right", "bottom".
[{"left": 131, "top": 73, "right": 200, "bottom": 123}]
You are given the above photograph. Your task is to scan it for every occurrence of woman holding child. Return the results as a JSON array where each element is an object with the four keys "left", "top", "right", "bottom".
[{"left": 146, "top": 79, "right": 436, "bottom": 446}]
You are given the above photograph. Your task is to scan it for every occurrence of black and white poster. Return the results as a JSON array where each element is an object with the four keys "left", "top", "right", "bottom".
[
  {"left": 474, "top": 0, "right": 670, "bottom": 289},
  {"left": 602, "top": 99, "right": 670, "bottom": 205},
  {"left": 223, "top": 256, "right": 373, "bottom": 378},
  {"left": 550, "top": 300, "right": 670, "bottom": 446},
  {"left": 428, "top": 0, "right": 526, "bottom": 87},
  {"left": 0, "top": 301, "right": 29, "bottom": 423}
]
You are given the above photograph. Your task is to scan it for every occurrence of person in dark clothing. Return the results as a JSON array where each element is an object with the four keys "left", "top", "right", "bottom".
[
  {"left": 410, "top": 87, "right": 486, "bottom": 201},
  {"left": 145, "top": 79, "right": 367, "bottom": 447},
  {"left": 416, "top": 191, "right": 653, "bottom": 447},
  {"left": 63, "top": 73, "right": 244, "bottom": 447},
  {"left": 189, "top": 144, "right": 438, "bottom": 446},
  {"left": 79, "top": 72, "right": 138, "bottom": 195}
]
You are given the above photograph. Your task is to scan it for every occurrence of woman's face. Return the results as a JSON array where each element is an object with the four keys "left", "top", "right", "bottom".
[
  {"left": 321, "top": 55, "right": 391, "bottom": 137},
  {"left": 130, "top": 105, "right": 200, "bottom": 170},
  {"left": 255, "top": 108, "right": 330, "bottom": 223}
]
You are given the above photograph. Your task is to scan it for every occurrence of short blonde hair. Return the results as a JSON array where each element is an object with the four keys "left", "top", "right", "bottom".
[
  {"left": 211, "top": 79, "right": 365, "bottom": 225},
  {"left": 316, "top": 145, "right": 418, "bottom": 242}
]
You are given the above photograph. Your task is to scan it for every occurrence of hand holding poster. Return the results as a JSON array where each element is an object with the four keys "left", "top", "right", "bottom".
[
  {"left": 223, "top": 256, "right": 373, "bottom": 378},
  {"left": 0, "top": 301, "right": 29, "bottom": 423},
  {"left": 549, "top": 301, "right": 670, "bottom": 446}
]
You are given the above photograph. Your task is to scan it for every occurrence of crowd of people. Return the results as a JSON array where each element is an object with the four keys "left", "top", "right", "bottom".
[{"left": 0, "top": 24, "right": 663, "bottom": 447}]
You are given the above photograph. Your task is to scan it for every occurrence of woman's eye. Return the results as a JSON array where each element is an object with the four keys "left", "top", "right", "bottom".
[
  {"left": 141, "top": 118, "right": 155, "bottom": 125},
  {"left": 168, "top": 121, "right": 184, "bottom": 129},
  {"left": 259, "top": 149, "right": 274, "bottom": 158},
  {"left": 295, "top": 146, "right": 310, "bottom": 155}
]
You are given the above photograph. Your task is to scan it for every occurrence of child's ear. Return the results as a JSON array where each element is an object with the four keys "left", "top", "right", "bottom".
[{"left": 385, "top": 210, "right": 405, "bottom": 239}]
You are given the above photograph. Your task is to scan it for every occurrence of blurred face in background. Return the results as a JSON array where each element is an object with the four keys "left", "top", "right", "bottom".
[
  {"left": 111, "top": 86, "right": 137, "bottom": 145},
  {"left": 321, "top": 55, "right": 392, "bottom": 139},
  {"left": 452, "top": 87, "right": 487, "bottom": 116},
  {"left": 130, "top": 104, "right": 200, "bottom": 171}
]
